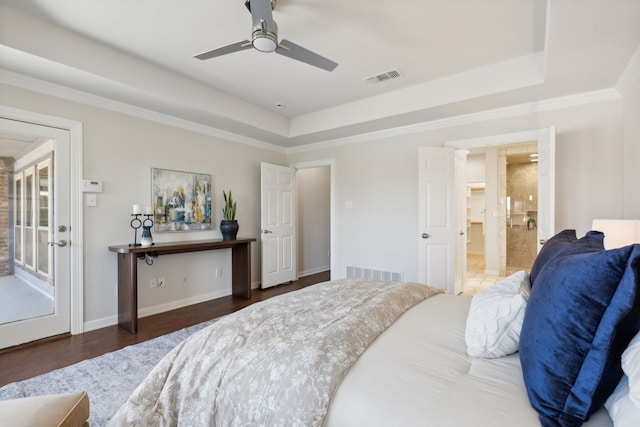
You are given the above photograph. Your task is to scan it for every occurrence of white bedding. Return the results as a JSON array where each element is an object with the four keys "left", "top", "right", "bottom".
[{"left": 324, "top": 294, "right": 614, "bottom": 427}]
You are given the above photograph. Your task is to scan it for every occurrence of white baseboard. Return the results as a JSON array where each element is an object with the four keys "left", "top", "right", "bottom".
[
  {"left": 83, "top": 288, "right": 232, "bottom": 332},
  {"left": 84, "top": 272, "right": 329, "bottom": 332},
  {"left": 485, "top": 269, "right": 501, "bottom": 276}
]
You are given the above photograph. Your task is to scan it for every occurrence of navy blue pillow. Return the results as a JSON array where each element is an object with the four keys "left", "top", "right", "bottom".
[
  {"left": 520, "top": 243, "right": 640, "bottom": 427},
  {"left": 529, "top": 229, "right": 577, "bottom": 287}
]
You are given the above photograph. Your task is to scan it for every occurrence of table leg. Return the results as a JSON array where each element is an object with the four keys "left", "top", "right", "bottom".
[
  {"left": 117, "top": 252, "right": 138, "bottom": 333},
  {"left": 231, "top": 243, "right": 251, "bottom": 299}
]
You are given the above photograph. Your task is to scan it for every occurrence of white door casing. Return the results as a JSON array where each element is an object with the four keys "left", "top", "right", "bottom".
[
  {"left": 453, "top": 150, "right": 467, "bottom": 295},
  {"left": 418, "top": 147, "right": 455, "bottom": 293},
  {"left": 261, "top": 162, "right": 296, "bottom": 288},
  {"left": 445, "top": 126, "right": 557, "bottom": 283},
  {"left": 536, "top": 127, "right": 556, "bottom": 250},
  {"left": 0, "top": 116, "right": 74, "bottom": 348},
  {"left": 290, "top": 159, "right": 335, "bottom": 281}
]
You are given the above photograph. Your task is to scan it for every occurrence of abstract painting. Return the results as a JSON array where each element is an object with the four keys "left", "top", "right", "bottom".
[{"left": 151, "top": 168, "right": 212, "bottom": 232}]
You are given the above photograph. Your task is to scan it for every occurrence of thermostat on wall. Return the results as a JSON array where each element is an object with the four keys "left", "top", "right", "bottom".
[{"left": 82, "top": 179, "right": 103, "bottom": 193}]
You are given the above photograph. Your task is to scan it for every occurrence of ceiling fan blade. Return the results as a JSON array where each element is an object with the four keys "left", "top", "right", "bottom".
[
  {"left": 276, "top": 39, "right": 338, "bottom": 72},
  {"left": 194, "top": 41, "right": 252, "bottom": 60},
  {"left": 249, "top": 0, "right": 275, "bottom": 33}
]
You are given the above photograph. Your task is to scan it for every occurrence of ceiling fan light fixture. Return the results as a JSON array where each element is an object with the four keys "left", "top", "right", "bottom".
[{"left": 252, "top": 34, "right": 277, "bottom": 52}]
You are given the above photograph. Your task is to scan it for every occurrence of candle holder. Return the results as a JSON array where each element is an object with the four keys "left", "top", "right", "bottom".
[{"left": 129, "top": 214, "right": 143, "bottom": 247}]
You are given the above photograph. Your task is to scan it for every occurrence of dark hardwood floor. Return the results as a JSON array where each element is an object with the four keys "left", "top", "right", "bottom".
[{"left": 0, "top": 271, "right": 330, "bottom": 388}]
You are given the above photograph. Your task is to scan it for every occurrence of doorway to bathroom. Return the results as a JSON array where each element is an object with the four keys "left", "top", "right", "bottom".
[
  {"left": 464, "top": 142, "right": 540, "bottom": 294},
  {"left": 447, "top": 124, "right": 556, "bottom": 296}
]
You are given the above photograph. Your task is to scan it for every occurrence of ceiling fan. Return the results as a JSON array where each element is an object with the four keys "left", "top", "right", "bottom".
[{"left": 194, "top": 0, "right": 338, "bottom": 72}]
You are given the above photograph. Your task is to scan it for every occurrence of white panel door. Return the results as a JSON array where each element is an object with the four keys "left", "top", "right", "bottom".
[
  {"left": 0, "top": 118, "right": 71, "bottom": 349},
  {"left": 537, "top": 126, "right": 556, "bottom": 250},
  {"left": 261, "top": 163, "right": 296, "bottom": 288},
  {"left": 418, "top": 147, "right": 455, "bottom": 293}
]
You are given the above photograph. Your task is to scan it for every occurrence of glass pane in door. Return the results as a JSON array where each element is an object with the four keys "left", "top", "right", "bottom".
[{"left": 3, "top": 159, "right": 54, "bottom": 326}]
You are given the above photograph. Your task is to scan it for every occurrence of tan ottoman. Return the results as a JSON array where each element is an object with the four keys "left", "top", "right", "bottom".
[{"left": 0, "top": 391, "right": 90, "bottom": 427}]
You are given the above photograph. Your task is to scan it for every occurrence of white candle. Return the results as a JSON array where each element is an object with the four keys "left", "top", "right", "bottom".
[
  {"left": 132, "top": 204, "right": 141, "bottom": 215},
  {"left": 145, "top": 206, "right": 153, "bottom": 215}
]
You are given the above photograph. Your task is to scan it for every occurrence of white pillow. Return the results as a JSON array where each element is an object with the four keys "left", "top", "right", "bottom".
[
  {"left": 605, "top": 376, "right": 640, "bottom": 426},
  {"left": 622, "top": 330, "right": 640, "bottom": 407},
  {"left": 465, "top": 270, "right": 531, "bottom": 358}
]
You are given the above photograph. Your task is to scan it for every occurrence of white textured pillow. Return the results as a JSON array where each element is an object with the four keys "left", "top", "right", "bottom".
[
  {"left": 622, "top": 330, "right": 640, "bottom": 407},
  {"left": 465, "top": 270, "right": 531, "bottom": 358},
  {"left": 605, "top": 376, "right": 640, "bottom": 426}
]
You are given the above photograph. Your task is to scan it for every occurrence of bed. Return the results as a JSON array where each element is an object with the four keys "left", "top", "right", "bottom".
[
  {"left": 324, "top": 293, "right": 614, "bottom": 427},
  {"left": 108, "top": 229, "right": 640, "bottom": 427}
]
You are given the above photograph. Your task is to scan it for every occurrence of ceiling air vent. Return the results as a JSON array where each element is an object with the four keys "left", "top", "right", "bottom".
[{"left": 365, "top": 69, "right": 403, "bottom": 85}]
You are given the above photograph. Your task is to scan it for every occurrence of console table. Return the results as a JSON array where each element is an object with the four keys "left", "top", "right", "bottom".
[{"left": 108, "top": 238, "right": 255, "bottom": 333}]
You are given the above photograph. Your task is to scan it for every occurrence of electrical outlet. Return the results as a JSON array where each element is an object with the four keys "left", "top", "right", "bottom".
[
  {"left": 158, "top": 277, "right": 166, "bottom": 287},
  {"left": 150, "top": 278, "right": 158, "bottom": 288},
  {"left": 215, "top": 267, "right": 222, "bottom": 278}
]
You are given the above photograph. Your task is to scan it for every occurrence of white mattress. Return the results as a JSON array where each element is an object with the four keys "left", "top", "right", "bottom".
[{"left": 324, "top": 293, "right": 613, "bottom": 427}]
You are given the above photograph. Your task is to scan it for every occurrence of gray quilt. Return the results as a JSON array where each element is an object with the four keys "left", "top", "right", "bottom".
[{"left": 108, "top": 279, "right": 440, "bottom": 426}]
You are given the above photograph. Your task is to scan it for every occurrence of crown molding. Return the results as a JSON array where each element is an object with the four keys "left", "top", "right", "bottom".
[
  {"left": 1, "top": 68, "right": 622, "bottom": 157},
  {"left": 0, "top": 69, "right": 286, "bottom": 154},
  {"left": 616, "top": 44, "right": 640, "bottom": 95},
  {"left": 287, "top": 88, "right": 621, "bottom": 154}
]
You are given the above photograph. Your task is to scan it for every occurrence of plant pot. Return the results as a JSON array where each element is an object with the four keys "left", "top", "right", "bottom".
[{"left": 220, "top": 220, "right": 239, "bottom": 240}]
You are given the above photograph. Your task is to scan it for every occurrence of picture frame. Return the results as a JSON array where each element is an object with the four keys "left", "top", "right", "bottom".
[{"left": 151, "top": 167, "right": 212, "bottom": 232}]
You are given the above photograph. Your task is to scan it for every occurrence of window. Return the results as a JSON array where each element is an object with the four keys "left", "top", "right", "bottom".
[
  {"left": 14, "top": 157, "right": 52, "bottom": 279},
  {"left": 14, "top": 176, "right": 22, "bottom": 263}
]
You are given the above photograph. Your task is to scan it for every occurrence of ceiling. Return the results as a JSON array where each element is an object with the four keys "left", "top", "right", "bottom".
[
  {"left": 1, "top": 0, "right": 639, "bottom": 149},
  {"left": 0, "top": 131, "right": 43, "bottom": 158}
]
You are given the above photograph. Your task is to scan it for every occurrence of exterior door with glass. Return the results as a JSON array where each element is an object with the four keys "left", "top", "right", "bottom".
[{"left": 0, "top": 118, "right": 71, "bottom": 349}]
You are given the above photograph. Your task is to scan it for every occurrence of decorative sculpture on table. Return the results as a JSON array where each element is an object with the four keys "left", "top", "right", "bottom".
[{"left": 130, "top": 204, "right": 154, "bottom": 247}]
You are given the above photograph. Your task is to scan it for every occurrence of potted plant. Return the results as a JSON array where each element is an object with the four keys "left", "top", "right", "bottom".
[{"left": 220, "top": 190, "right": 239, "bottom": 240}]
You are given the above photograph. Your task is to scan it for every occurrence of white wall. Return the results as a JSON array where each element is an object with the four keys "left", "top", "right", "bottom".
[
  {"left": 1, "top": 84, "right": 286, "bottom": 329},
  {"left": 288, "top": 97, "right": 628, "bottom": 283},
  {"left": 622, "top": 74, "right": 640, "bottom": 218},
  {"left": 296, "top": 167, "right": 330, "bottom": 276},
  {"left": 466, "top": 154, "right": 486, "bottom": 183}
]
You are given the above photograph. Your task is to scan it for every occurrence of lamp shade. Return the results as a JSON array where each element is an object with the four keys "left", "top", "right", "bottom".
[{"left": 591, "top": 219, "right": 640, "bottom": 249}]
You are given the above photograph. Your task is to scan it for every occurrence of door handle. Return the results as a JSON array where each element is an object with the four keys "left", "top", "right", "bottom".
[
  {"left": 421, "top": 233, "right": 429, "bottom": 239},
  {"left": 540, "top": 239, "right": 546, "bottom": 245},
  {"left": 262, "top": 229, "right": 273, "bottom": 234},
  {"left": 48, "top": 240, "right": 68, "bottom": 247}
]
